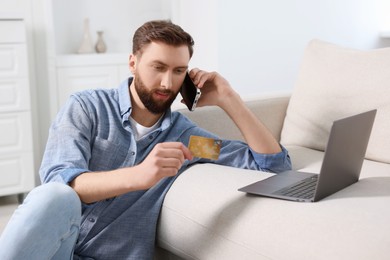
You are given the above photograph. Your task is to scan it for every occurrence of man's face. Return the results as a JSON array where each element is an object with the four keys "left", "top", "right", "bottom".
[
  {"left": 130, "top": 42, "right": 190, "bottom": 114},
  {"left": 133, "top": 70, "right": 177, "bottom": 114}
]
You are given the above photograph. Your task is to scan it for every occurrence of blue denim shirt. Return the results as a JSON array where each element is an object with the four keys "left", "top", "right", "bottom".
[{"left": 39, "top": 78, "right": 291, "bottom": 259}]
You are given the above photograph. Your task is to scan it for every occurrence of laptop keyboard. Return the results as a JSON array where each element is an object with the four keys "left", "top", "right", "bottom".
[{"left": 273, "top": 175, "right": 318, "bottom": 199}]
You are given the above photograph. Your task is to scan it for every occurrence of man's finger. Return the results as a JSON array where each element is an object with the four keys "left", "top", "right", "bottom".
[{"left": 159, "top": 142, "right": 193, "bottom": 161}]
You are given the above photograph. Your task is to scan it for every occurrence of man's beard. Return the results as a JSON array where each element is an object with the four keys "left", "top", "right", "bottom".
[{"left": 134, "top": 73, "right": 178, "bottom": 114}]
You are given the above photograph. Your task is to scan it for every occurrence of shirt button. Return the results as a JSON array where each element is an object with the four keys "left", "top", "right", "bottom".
[
  {"left": 88, "top": 218, "right": 95, "bottom": 223},
  {"left": 149, "top": 135, "right": 153, "bottom": 140},
  {"left": 131, "top": 151, "right": 135, "bottom": 156}
]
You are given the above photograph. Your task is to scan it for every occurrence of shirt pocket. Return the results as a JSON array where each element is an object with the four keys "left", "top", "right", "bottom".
[{"left": 89, "top": 137, "right": 128, "bottom": 171}]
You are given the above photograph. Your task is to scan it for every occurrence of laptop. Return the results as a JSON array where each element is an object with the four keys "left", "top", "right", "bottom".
[{"left": 238, "top": 109, "right": 377, "bottom": 202}]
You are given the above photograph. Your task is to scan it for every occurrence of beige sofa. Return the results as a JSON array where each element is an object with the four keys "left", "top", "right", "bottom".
[{"left": 154, "top": 40, "right": 390, "bottom": 260}]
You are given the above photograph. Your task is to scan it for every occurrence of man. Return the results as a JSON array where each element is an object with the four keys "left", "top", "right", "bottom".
[{"left": 0, "top": 20, "right": 291, "bottom": 259}]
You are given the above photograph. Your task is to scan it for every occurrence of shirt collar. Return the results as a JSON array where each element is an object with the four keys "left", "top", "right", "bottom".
[
  {"left": 118, "top": 77, "right": 132, "bottom": 117},
  {"left": 118, "top": 77, "right": 173, "bottom": 130}
]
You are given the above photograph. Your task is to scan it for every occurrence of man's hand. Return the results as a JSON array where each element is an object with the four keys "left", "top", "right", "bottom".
[
  {"left": 71, "top": 142, "right": 193, "bottom": 204},
  {"left": 132, "top": 142, "right": 193, "bottom": 190},
  {"left": 188, "top": 68, "right": 282, "bottom": 155},
  {"left": 188, "top": 68, "right": 238, "bottom": 110}
]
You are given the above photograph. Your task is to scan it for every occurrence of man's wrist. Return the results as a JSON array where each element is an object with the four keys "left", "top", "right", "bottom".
[{"left": 218, "top": 90, "right": 243, "bottom": 114}]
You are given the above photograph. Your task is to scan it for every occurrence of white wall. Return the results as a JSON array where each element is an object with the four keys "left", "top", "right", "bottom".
[
  {"left": 170, "top": 0, "right": 219, "bottom": 72},
  {"left": 52, "top": 0, "right": 168, "bottom": 54},
  {"left": 43, "top": 0, "right": 390, "bottom": 100},
  {"left": 178, "top": 0, "right": 390, "bottom": 99}
]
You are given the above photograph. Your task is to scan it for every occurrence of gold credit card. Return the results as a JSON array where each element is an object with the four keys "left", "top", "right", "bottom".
[{"left": 188, "top": 135, "right": 222, "bottom": 160}]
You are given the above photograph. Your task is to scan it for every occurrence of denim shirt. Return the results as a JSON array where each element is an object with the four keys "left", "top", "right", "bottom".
[{"left": 39, "top": 78, "right": 291, "bottom": 259}]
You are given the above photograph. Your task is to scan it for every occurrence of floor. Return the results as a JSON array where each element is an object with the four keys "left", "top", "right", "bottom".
[{"left": 0, "top": 195, "right": 19, "bottom": 235}]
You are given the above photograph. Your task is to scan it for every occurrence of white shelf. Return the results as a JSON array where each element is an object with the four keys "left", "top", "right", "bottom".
[
  {"left": 56, "top": 52, "right": 129, "bottom": 67},
  {"left": 0, "top": 12, "right": 24, "bottom": 20},
  {"left": 380, "top": 31, "right": 390, "bottom": 38}
]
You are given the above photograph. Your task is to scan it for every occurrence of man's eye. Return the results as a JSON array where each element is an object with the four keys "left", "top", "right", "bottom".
[
  {"left": 152, "top": 64, "right": 166, "bottom": 71},
  {"left": 175, "top": 69, "right": 186, "bottom": 74}
]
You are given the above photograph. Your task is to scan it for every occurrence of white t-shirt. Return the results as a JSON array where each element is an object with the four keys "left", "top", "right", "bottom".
[{"left": 129, "top": 115, "right": 163, "bottom": 141}]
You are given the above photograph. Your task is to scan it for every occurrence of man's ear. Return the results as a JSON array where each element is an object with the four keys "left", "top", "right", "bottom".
[{"left": 129, "top": 54, "right": 137, "bottom": 74}]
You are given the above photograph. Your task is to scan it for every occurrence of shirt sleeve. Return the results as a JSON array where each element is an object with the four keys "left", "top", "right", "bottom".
[
  {"left": 39, "top": 95, "right": 93, "bottom": 184},
  {"left": 181, "top": 125, "right": 292, "bottom": 173},
  {"left": 249, "top": 145, "right": 292, "bottom": 173}
]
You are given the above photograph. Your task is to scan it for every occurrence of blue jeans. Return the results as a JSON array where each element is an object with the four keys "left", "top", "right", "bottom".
[{"left": 0, "top": 183, "right": 81, "bottom": 260}]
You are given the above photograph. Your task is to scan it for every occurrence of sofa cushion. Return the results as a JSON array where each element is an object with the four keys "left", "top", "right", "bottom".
[
  {"left": 280, "top": 39, "right": 390, "bottom": 163},
  {"left": 157, "top": 147, "right": 390, "bottom": 259}
]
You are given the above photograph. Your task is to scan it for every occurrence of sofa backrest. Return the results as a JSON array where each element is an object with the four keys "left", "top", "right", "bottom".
[
  {"left": 281, "top": 39, "right": 390, "bottom": 164},
  {"left": 177, "top": 95, "right": 289, "bottom": 142}
]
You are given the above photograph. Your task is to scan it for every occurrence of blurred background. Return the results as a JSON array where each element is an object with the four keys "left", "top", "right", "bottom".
[{"left": 1, "top": 0, "right": 389, "bottom": 185}]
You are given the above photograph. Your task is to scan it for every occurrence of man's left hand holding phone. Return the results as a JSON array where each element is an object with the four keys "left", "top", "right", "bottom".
[{"left": 179, "top": 72, "right": 201, "bottom": 111}]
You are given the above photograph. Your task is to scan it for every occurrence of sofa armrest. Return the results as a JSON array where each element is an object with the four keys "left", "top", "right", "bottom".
[{"left": 176, "top": 94, "right": 290, "bottom": 142}]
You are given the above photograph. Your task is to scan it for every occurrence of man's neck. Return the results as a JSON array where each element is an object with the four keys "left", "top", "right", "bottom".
[{"left": 129, "top": 84, "right": 163, "bottom": 127}]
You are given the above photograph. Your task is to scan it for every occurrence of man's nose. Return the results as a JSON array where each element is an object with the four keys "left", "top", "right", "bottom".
[{"left": 161, "top": 72, "right": 173, "bottom": 89}]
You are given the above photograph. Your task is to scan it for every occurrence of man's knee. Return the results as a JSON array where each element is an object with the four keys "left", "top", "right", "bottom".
[
  {"left": 24, "top": 182, "right": 81, "bottom": 217},
  {"left": 0, "top": 183, "right": 81, "bottom": 259}
]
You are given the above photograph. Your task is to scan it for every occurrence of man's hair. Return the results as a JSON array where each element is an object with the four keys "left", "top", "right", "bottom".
[{"left": 132, "top": 20, "right": 194, "bottom": 58}]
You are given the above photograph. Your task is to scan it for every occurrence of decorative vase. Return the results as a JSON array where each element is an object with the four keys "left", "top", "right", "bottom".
[
  {"left": 77, "top": 18, "right": 94, "bottom": 54},
  {"left": 95, "top": 31, "right": 107, "bottom": 53}
]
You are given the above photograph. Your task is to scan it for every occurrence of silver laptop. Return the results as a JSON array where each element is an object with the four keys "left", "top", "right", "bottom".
[{"left": 238, "top": 109, "right": 377, "bottom": 202}]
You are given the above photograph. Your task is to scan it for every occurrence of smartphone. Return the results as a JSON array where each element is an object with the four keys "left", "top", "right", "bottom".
[{"left": 180, "top": 73, "right": 201, "bottom": 111}]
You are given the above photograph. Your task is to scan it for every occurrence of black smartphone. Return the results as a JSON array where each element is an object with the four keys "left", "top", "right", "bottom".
[{"left": 179, "top": 73, "right": 201, "bottom": 111}]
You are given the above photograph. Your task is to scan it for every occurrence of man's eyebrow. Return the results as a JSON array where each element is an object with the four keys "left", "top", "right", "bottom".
[
  {"left": 151, "top": 60, "right": 168, "bottom": 66},
  {"left": 151, "top": 60, "right": 188, "bottom": 70}
]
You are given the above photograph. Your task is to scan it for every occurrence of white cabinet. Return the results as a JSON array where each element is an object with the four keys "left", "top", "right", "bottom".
[
  {"left": 0, "top": 18, "right": 35, "bottom": 198},
  {"left": 54, "top": 53, "right": 130, "bottom": 110}
]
